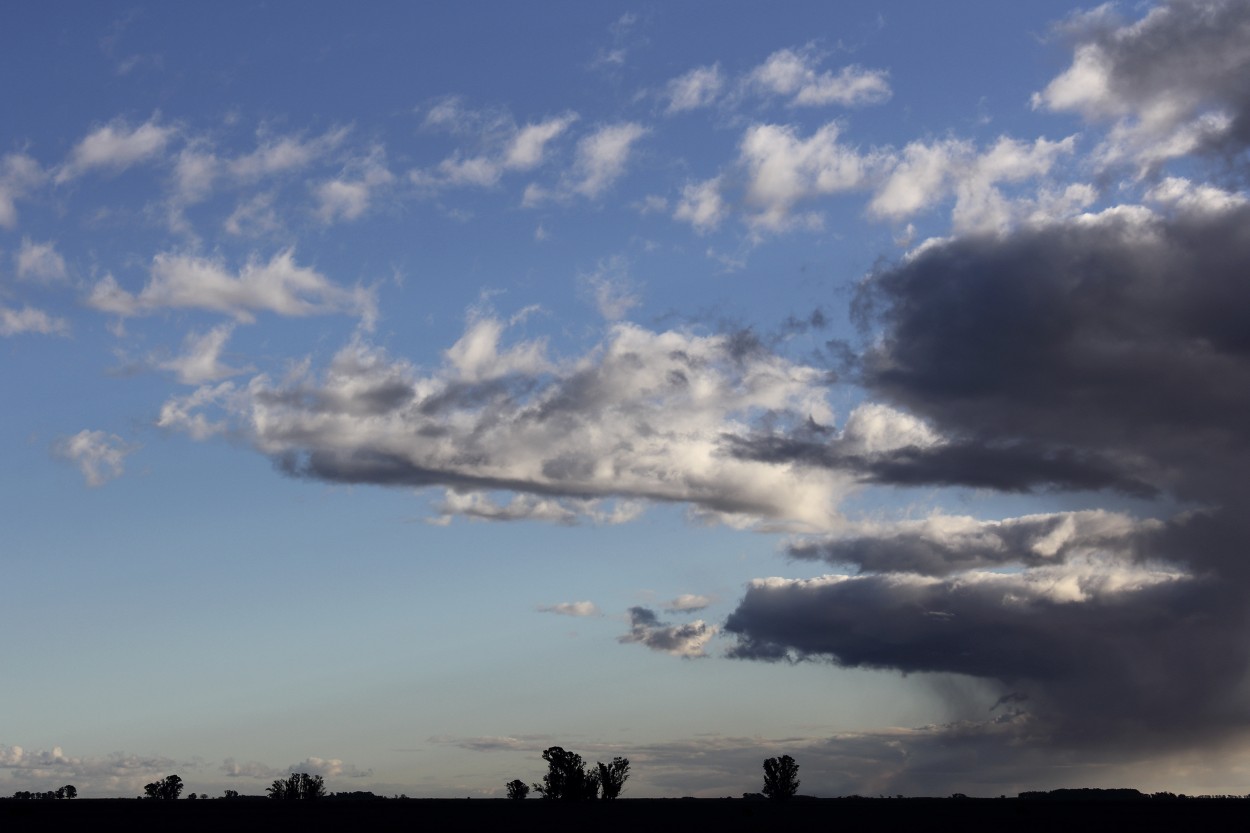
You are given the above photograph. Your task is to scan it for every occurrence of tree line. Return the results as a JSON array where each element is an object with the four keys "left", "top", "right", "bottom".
[{"left": 8, "top": 751, "right": 803, "bottom": 801}]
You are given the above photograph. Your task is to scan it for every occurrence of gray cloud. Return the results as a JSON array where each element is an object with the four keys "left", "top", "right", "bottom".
[
  {"left": 162, "top": 320, "right": 850, "bottom": 530},
  {"left": 619, "top": 606, "right": 717, "bottom": 658},
  {"left": 726, "top": 197, "right": 1250, "bottom": 756}
]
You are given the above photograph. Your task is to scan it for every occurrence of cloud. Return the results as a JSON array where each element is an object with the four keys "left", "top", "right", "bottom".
[
  {"left": 220, "top": 756, "right": 371, "bottom": 780},
  {"left": 413, "top": 109, "right": 576, "bottom": 191},
  {"left": 868, "top": 135, "right": 1077, "bottom": 233},
  {"left": 619, "top": 606, "right": 717, "bottom": 658},
  {"left": 578, "top": 254, "right": 640, "bottom": 321},
  {"left": 665, "top": 64, "right": 725, "bottom": 113},
  {"left": 673, "top": 176, "right": 729, "bottom": 233},
  {"left": 55, "top": 117, "right": 174, "bottom": 183},
  {"left": 748, "top": 47, "right": 891, "bottom": 108},
  {"left": 739, "top": 122, "right": 874, "bottom": 231},
  {"left": 786, "top": 511, "right": 1158, "bottom": 577},
  {"left": 664, "top": 594, "right": 713, "bottom": 613},
  {"left": 1, "top": 743, "right": 180, "bottom": 794},
  {"left": 1033, "top": 0, "right": 1250, "bottom": 174},
  {"left": 0, "top": 305, "right": 69, "bottom": 337},
  {"left": 15, "top": 238, "right": 67, "bottom": 283},
  {"left": 53, "top": 430, "right": 138, "bottom": 486},
  {"left": 0, "top": 153, "right": 45, "bottom": 228},
  {"left": 159, "top": 319, "right": 847, "bottom": 530},
  {"left": 86, "top": 249, "right": 376, "bottom": 325},
  {"left": 568, "top": 122, "right": 648, "bottom": 199},
  {"left": 158, "top": 324, "right": 250, "bottom": 385},
  {"left": 315, "top": 147, "right": 394, "bottom": 224},
  {"left": 227, "top": 126, "right": 350, "bottom": 181},
  {"left": 726, "top": 192, "right": 1250, "bottom": 757},
  {"left": 538, "top": 601, "right": 600, "bottom": 617}
]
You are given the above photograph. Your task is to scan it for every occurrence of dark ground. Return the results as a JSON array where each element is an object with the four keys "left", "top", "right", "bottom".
[{"left": 3, "top": 797, "right": 1246, "bottom": 832}]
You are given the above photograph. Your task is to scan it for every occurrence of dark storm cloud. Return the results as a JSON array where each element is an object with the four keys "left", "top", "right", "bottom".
[
  {"left": 855, "top": 205, "right": 1250, "bottom": 502},
  {"left": 726, "top": 197, "right": 1250, "bottom": 752},
  {"left": 726, "top": 433, "right": 1157, "bottom": 496}
]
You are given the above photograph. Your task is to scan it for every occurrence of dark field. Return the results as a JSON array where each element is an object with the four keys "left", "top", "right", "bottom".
[{"left": 4, "top": 797, "right": 1247, "bottom": 832}]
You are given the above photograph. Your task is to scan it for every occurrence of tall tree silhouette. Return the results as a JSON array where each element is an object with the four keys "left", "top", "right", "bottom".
[
  {"left": 267, "top": 772, "right": 326, "bottom": 800},
  {"left": 597, "top": 757, "right": 631, "bottom": 799},
  {"left": 762, "top": 755, "right": 799, "bottom": 801},
  {"left": 533, "top": 747, "right": 599, "bottom": 800},
  {"left": 143, "top": 774, "right": 183, "bottom": 800}
]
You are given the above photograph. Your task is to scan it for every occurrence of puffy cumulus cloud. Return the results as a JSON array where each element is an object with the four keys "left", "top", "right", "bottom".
[
  {"left": 289, "top": 756, "right": 372, "bottom": 779},
  {"left": 55, "top": 116, "right": 174, "bottom": 183},
  {"left": 537, "top": 601, "right": 600, "bottom": 617},
  {"left": 577, "top": 254, "right": 640, "bottom": 321},
  {"left": 0, "top": 305, "right": 69, "bottom": 337},
  {"left": 1146, "top": 176, "right": 1248, "bottom": 214},
  {"left": 53, "top": 430, "right": 138, "bottom": 487},
  {"left": 673, "top": 176, "right": 729, "bottom": 233},
  {"left": 158, "top": 318, "right": 848, "bottom": 530},
  {"left": 86, "top": 249, "right": 376, "bottom": 325},
  {"left": 1, "top": 744, "right": 181, "bottom": 795},
  {"left": 314, "top": 147, "right": 394, "bottom": 224},
  {"left": 747, "top": 47, "right": 891, "bottom": 108},
  {"left": 158, "top": 324, "right": 251, "bottom": 385},
  {"left": 435, "top": 490, "right": 641, "bottom": 525},
  {"left": 1034, "top": 0, "right": 1250, "bottom": 174},
  {"left": 15, "top": 238, "right": 66, "bottom": 283},
  {"left": 739, "top": 122, "right": 876, "bottom": 231},
  {"left": 0, "top": 152, "right": 44, "bottom": 228},
  {"left": 619, "top": 606, "right": 717, "bottom": 658},
  {"left": 868, "top": 135, "right": 1078, "bottom": 234},
  {"left": 665, "top": 64, "right": 725, "bottom": 113}
]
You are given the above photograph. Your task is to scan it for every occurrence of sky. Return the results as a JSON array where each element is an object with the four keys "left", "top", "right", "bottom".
[{"left": 4, "top": 0, "right": 1250, "bottom": 799}]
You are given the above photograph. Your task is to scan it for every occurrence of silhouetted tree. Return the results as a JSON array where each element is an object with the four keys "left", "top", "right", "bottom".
[
  {"left": 533, "top": 747, "right": 599, "bottom": 800},
  {"left": 62, "top": 785, "right": 76, "bottom": 799},
  {"left": 597, "top": 757, "right": 631, "bottom": 799},
  {"left": 144, "top": 774, "right": 184, "bottom": 800},
  {"left": 506, "top": 779, "right": 530, "bottom": 800},
  {"left": 762, "top": 755, "right": 799, "bottom": 801},
  {"left": 268, "top": 772, "right": 326, "bottom": 800},
  {"left": 223, "top": 789, "right": 239, "bottom": 799}
]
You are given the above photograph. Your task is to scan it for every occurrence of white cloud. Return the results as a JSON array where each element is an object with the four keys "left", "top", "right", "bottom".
[
  {"left": 666, "top": 64, "right": 724, "bottom": 113},
  {"left": 15, "top": 238, "right": 67, "bottom": 283},
  {"left": 569, "top": 122, "right": 648, "bottom": 198},
  {"left": 224, "top": 192, "right": 282, "bottom": 237},
  {"left": 739, "top": 122, "right": 872, "bottom": 231},
  {"left": 159, "top": 324, "right": 250, "bottom": 385},
  {"left": 227, "top": 126, "right": 350, "bottom": 181},
  {"left": 869, "top": 135, "right": 1077, "bottom": 234},
  {"left": 578, "top": 254, "right": 640, "bottom": 321},
  {"left": 315, "top": 147, "right": 394, "bottom": 224},
  {"left": 172, "top": 143, "right": 219, "bottom": 203},
  {"left": 665, "top": 594, "right": 713, "bottom": 612},
  {"left": 538, "top": 601, "right": 600, "bottom": 617},
  {"left": 673, "top": 176, "right": 728, "bottom": 233},
  {"left": 413, "top": 111, "right": 576, "bottom": 191},
  {"left": 0, "top": 305, "right": 69, "bottom": 337},
  {"left": 748, "top": 47, "right": 891, "bottom": 107},
  {"left": 56, "top": 117, "right": 174, "bottom": 183},
  {"left": 86, "top": 249, "right": 376, "bottom": 325},
  {"left": 1146, "top": 176, "right": 1247, "bottom": 215},
  {"left": 505, "top": 115, "right": 578, "bottom": 170},
  {"left": 163, "top": 319, "right": 848, "bottom": 531},
  {"left": 0, "top": 153, "right": 45, "bottom": 228},
  {"left": 53, "top": 430, "right": 138, "bottom": 487}
]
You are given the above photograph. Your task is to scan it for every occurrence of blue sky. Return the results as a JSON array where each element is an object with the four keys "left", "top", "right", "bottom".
[{"left": 6, "top": 0, "right": 1250, "bottom": 798}]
